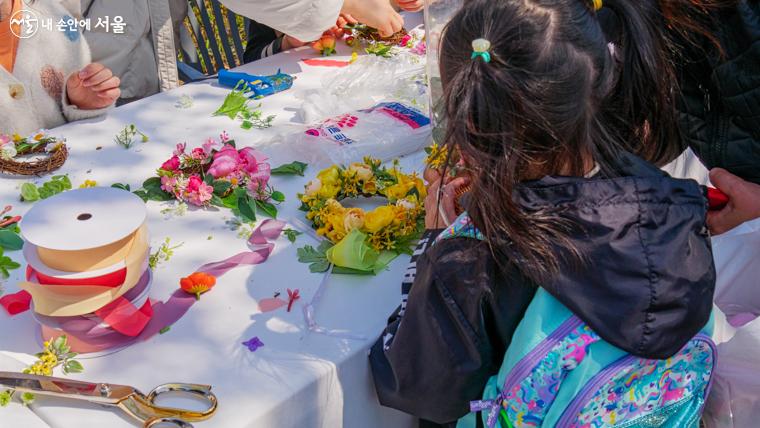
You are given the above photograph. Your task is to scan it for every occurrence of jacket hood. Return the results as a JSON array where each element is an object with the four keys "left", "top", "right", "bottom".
[{"left": 514, "top": 153, "right": 716, "bottom": 359}]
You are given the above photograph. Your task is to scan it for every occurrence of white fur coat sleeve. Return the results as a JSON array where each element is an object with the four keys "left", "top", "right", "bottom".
[
  {"left": 0, "top": 1, "right": 112, "bottom": 136},
  {"left": 219, "top": 0, "right": 342, "bottom": 41}
]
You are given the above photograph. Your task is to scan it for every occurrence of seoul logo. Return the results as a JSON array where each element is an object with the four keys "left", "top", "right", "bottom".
[{"left": 10, "top": 8, "right": 39, "bottom": 39}]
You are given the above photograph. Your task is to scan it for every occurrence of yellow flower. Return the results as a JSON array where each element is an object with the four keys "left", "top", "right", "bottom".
[
  {"left": 79, "top": 179, "right": 97, "bottom": 189},
  {"left": 317, "top": 165, "right": 341, "bottom": 187},
  {"left": 362, "top": 180, "right": 377, "bottom": 194},
  {"left": 396, "top": 198, "right": 417, "bottom": 210},
  {"left": 364, "top": 206, "right": 396, "bottom": 233},
  {"left": 383, "top": 182, "right": 412, "bottom": 201},
  {"left": 12, "top": 133, "right": 23, "bottom": 143},
  {"left": 348, "top": 163, "right": 373, "bottom": 181},
  {"left": 343, "top": 208, "right": 365, "bottom": 232},
  {"left": 425, "top": 143, "right": 449, "bottom": 170}
]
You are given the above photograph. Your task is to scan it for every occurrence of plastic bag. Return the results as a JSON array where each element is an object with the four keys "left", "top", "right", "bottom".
[
  {"left": 712, "top": 219, "right": 760, "bottom": 327},
  {"left": 704, "top": 315, "right": 760, "bottom": 428},
  {"left": 297, "top": 51, "right": 428, "bottom": 124},
  {"left": 263, "top": 102, "right": 431, "bottom": 168}
]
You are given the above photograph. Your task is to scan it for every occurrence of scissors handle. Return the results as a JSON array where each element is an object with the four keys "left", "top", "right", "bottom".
[
  {"left": 144, "top": 417, "right": 194, "bottom": 428},
  {"left": 118, "top": 383, "right": 217, "bottom": 426}
]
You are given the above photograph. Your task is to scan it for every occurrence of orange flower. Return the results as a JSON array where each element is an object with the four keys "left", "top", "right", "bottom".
[
  {"left": 180, "top": 272, "right": 217, "bottom": 300},
  {"left": 312, "top": 34, "right": 337, "bottom": 56}
]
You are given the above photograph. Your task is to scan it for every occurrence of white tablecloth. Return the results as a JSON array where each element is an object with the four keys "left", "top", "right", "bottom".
[{"left": 0, "top": 16, "right": 423, "bottom": 428}]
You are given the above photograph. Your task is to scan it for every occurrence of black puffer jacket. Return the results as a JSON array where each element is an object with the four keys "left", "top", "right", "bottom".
[
  {"left": 678, "top": 0, "right": 760, "bottom": 183},
  {"left": 369, "top": 153, "right": 716, "bottom": 426}
]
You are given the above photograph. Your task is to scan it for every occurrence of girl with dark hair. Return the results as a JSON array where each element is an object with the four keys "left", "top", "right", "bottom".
[{"left": 369, "top": 1, "right": 716, "bottom": 426}]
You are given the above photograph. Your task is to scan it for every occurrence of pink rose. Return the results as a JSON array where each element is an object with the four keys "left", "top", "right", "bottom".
[
  {"left": 191, "top": 147, "right": 207, "bottom": 161},
  {"left": 161, "top": 155, "right": 180, "bottom": 171},
  {"left": 239, "top": 147, "right": 271, "bottom": 190},
  {"left": 207, "top": 144, "right": 240, "bottom": 178},
  {"left": 160, "top": 175, "right": 177, "bottom": 193},
  {"left": 185, "top": 174, "right": 213, "bottom": 206}
]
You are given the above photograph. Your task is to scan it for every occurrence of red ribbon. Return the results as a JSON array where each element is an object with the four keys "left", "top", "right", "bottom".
[
  {"left": 27, "top": 265, "right": 127, "bottom": 288},
  {"left": 0, "top": 290, "right": 32, "bottom": 315},
  {"left": 302, "top": 58, "right": 350, "bottom": 67}
]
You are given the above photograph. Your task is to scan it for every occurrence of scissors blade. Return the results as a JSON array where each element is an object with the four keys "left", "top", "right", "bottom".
[{"left": 0, "top": 372, "right": 135, "bottom": 404}]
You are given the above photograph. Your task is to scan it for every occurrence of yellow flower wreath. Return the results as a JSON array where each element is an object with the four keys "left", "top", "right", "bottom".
[{"left": 299, "top": 158, "right": 426, "bottom": 252}]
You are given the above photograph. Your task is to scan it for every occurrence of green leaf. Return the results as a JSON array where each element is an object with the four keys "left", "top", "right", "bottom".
[
  {"left": 111, "top": 183, "right": 131, "bottom": 191},
  {"left": 133, "top": 190, "right": 149, "bottom": 202},
  {"left": 309, "top": 260, "right": 331, "bottom": 273},
  {"left": 220, "top": 192, "right": 238, "bottom": 209},
  {"left": 0, "top": 255, "right": 21, "bottom": 279},
  {"left": 52, "top": 336, "right": 66, "bottom": 352},
  {"left": 271, "top": 161, "right": 308, "bottom": 176},
  {"left": 0, "top": 390, "right": 13, "bottom": 407},
  {"left": 59, "top": 175, "right": 72, "bottom": 190},
  {"left": 332, "top": 266, "right": 376, "bottom": 275},
  {"left": 142, "top": 176, "right": 163, "bottom": 190},
  {"left": 64, "top": 360, "right": 84, "bottom": 373},
  {"left": 213, "top": 84, "right": 251, "bottom": 120},
  {"left": 20, "top": 183, "right": 39, "bottom": 202},
  {"left": 212, "top": 180, "right": 232, "bottom": 196},
  {"left": 0, "top": 229, "right": 23, "bottom": 251},
  {"left": 159, "top": 326, "right": 171, "bottom": 334},
  {"left": 270, "top": 191, "right": 286, "bottom": 203},
  {"left": 146, "top": 188, "right": 174, "bottom": 202},
  {"left": 209, "top": 194, "right": 225, "bottom": 208},
  {"left": 297, "top": 244, "right": 326, "bottom": 264},
  {"left": 283, "top": 229, "right": 302, "bottom": 243},
  {"left": 237, "top": 196, "right": 257, "bottom": 223},
  {"left": 255, "top": 200, "right": 278, "bottom": 219}
]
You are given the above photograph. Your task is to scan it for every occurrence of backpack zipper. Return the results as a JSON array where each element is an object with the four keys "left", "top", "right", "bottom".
[{"left": 555, "top": 333, "right": 717, "bottom": 427}]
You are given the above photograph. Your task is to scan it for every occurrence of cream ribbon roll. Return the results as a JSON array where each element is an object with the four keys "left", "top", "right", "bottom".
[{"left": 19, "top": 225, "right": 150, "bottom": 317}]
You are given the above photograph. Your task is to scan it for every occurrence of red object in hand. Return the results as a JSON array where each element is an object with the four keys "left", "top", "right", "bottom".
[
  {"left": 707, "top": 187, "right": 729, "bottom": 211},
  {"left": 286, "top": 288, "right": 300, "bottom": 312}
]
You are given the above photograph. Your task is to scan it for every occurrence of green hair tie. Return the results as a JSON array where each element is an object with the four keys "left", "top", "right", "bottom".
[{"left": 471, "top": 38, "right": 492, "bottom": 63}]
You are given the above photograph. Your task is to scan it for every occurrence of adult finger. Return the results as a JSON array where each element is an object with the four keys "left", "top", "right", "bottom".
[
  {"left": 710, "top": 168, "right": 743, "bottom": 197},
  {"left": 341, "top": 13, "right": 358, "bottom": 24}
]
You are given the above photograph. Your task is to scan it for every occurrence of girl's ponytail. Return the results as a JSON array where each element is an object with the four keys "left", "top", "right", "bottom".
[{"left": 599, "top": 0, "right": 684, "bottom": 165}]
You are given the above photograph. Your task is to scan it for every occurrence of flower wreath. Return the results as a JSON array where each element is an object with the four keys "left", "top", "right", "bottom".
[
  {"left": 0, "top": 131, "right": 68, "bottom": 176},
  {"left": 299, "top": 157, "right": 426, "bottom": 252}
]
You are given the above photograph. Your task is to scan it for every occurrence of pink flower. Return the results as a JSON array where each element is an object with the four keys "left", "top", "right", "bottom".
[
  {"left": 0, "top": 134, "right": 10, "bottom": 146},
  {"left": 161, "top": 175, "right": 181, "bottom": 198},
  {"left": 220, "top": 131, "right": 231, "bottom": 143},
  {"left": 191, "top": 147, "right": 207, "bottom": 161},
  {"left": 207, "top": 144, "right": 240, "bottom": 178},
  {"left": 185, "top": 174, "right": 213, "bottom": 206},
  {"left": 202, "top": 137, "right": 221, "bottom": 154},
  {"left": 239, "top": 147, "right": 271, "bottom": 192},
  {"left": 410, "top": 41, "right": 427, "bottom": 56},
  {"left": 399, "top": 34, "right": 412, "bottom": 47},
  {"left": 173, "top": 142, "right": 187, "bottom": 156},
  {"left": 161, "top": 155, "right": 180, "bottom": 171}
]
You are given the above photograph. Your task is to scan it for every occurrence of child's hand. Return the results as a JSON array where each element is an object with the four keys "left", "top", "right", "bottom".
[
  {"left": 395, "top": 0, "right": 424, "bottom": 12},
  {"left": 66, "top": 63, "right": 120, "bottom": 110},
  {"left": 341, "top": 0, "right": 403, "bottom": 37},
  {"left": 282, "top": 35, "right": 307, "bottom": 51},
  {"left": 425, "top": 176, "right": 470, "bottom": 229},
  {"left": 707, "top": 168, "right": 760, "bottom": 235}
]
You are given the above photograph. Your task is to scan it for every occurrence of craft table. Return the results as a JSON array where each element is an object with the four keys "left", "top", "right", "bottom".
[{"left": 0, "top": 14, "right": 424, "bottom": 428}]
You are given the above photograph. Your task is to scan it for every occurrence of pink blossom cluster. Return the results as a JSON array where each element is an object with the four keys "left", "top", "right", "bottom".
[{"left": 157, "top": 132, "right": 272, "bottom": 206}]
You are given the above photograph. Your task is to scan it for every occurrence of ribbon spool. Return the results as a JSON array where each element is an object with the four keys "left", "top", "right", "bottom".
[{"left": 18, "top": 188, "right": 153, "bottom": 353}]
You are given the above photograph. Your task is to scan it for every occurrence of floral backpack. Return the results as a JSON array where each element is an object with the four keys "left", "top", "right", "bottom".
[{"left": 437, "top": 213, "right": 717, "bottom": 428}]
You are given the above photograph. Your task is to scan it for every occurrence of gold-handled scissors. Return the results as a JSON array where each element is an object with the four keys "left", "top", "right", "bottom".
[{"left": 0, "top": 372, "right": 218, "bottom": 427}]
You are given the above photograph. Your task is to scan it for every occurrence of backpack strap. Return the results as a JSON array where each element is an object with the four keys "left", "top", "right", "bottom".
[{"left": 435, "top": 212, "right": 485, "bottom": 243}]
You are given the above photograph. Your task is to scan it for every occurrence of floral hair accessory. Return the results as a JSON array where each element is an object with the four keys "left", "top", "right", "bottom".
[{"left": 471, "top": 38, "right": 492, "bottom": 63}]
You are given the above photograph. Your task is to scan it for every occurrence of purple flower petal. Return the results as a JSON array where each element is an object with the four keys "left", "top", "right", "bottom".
[{"left": 242, "top": 336, "right": 264, "bottom": 352}]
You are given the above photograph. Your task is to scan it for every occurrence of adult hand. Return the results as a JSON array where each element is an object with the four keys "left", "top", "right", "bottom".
[
  {"left": 395, "top": 0, "right": 424, "bottom": 12},
  {"left": 66, "top": 63, "right": 120, "bottom": 110},
  {"left": 341, "top": 0, "right": 403, "bottom": 37},
  {"left": 425, "top": 176, "right": 470, "bottom": 229},
  {"left": 707, "top": 168, "right": 760, "bottom": 235}
]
